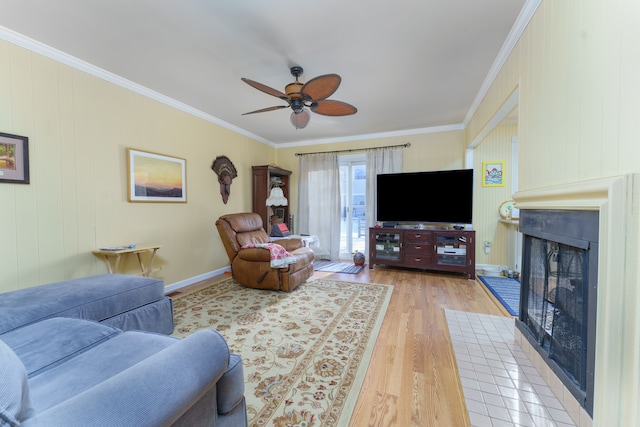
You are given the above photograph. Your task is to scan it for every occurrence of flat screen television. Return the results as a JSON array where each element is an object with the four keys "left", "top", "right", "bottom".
[{"left": 376, "top": 169, "right": 473, "bottom": 225}]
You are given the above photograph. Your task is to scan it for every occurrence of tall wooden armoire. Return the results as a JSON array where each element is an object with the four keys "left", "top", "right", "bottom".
[{"left": 252, "top": 165, "right": 292, "bottom": 235}]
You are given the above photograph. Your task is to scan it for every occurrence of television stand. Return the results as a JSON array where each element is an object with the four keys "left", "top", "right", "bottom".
[{"left": 369, "top": 227, "right": 476, "bottom": 279}]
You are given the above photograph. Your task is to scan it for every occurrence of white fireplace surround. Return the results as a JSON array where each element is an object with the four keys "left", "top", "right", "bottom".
[{"left": 513, "top": 174, "right": 640, "bottom": 426}]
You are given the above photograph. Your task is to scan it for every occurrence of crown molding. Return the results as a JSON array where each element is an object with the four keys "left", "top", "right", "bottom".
[
  {"left": 0, "top": 27, "right": 466, "bottom": 149},
  {"left": 463, "top": 0, "right": 540, "bottom": 125},
  {"left": 0, "top": 25, "right": 273, "bottom": 147},
  {"left": 276, "top": 123, "right": 467, "bottom": 149},
  {"left": 0, "top": 0, "right": 538, "bottom": 149}
]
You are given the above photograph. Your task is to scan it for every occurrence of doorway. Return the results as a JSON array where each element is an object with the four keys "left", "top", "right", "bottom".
[{"left": 339, "top": 154, "right": 366, "bottom": 259}]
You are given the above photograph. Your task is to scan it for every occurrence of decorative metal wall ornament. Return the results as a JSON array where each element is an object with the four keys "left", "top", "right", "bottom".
[{"left": 211, "top": 156, "right": 237, "bottom": 204}]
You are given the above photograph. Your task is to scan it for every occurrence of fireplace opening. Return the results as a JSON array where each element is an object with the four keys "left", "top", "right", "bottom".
[{"left": 517, "top": 209, "right": 598, "bottom": 417}]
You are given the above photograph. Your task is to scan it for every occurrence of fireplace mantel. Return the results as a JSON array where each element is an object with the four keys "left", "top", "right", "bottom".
[
  {"left": 513, "top": 176, "right": 626, "bottom": 210},
  {"left": 513, "top": 174, "right": 640, "bottom": 426}
]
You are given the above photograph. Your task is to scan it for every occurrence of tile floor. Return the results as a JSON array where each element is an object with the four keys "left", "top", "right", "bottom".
[{"left": 444, "top": 309, "right": 577, "bottom": 427}]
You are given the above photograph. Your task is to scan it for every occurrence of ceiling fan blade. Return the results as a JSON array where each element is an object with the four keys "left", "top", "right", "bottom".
[
  {"left": 301, "top": 74, "right": 341, "bottom": 101},
  {"left": 241, "top": 78, "right": 289, "bottom": 100},
  {"left": 242, "top": 105, "right": 289, "bottom": 115},
  {"left": 311, "top": 100, "right": 357, "bottom": 116}
]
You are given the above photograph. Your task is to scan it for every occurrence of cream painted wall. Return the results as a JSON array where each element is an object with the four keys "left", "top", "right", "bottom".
[
  {"left": 473, "top": 123, "right": 517, "bottom": 268},
  {"left": 0, "top": 35, "right": 469, "bottom": 293},
  {"left": 276, "top": 130, "right": 467, "bottom": 221},
  {"left": 466, "top": 1, "right": 640, "bottom": 425},
  {"left": 277, "top": 130, "right": 516, "bottom": 269},
  {"left": 0, "top": 40, "right": 276, "bottom": 291}
]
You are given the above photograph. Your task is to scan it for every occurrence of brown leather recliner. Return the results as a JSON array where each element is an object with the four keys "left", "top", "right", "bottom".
[{"left": 215, "top": 212, "right": 315, "bottom": 292}]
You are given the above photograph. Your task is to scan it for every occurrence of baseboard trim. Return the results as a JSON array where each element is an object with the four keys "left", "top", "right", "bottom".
[{"left": 164, "top": 266, "right": 231, "bottom": 294}]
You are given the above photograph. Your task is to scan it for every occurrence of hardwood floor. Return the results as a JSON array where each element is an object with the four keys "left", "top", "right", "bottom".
[
  {"left": 169, "top": 267, "right": 509, "bottom": 426},
  {"left": 327, "top": 267, "right": 508, "bottom": 427}
]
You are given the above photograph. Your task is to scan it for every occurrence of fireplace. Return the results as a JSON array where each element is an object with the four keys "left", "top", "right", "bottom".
[
  {"left": 511, "top": 174, "right": 640, "bottom": 426},
  {"left": 516, "top": 209, "right": 598, "bottom": 416}
]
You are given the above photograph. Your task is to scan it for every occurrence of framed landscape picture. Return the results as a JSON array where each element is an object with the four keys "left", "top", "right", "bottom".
[
  {"left": 482, "top": 160, "right": 505, "bottom": 187},
  {"left": 127, "top": 148, "right": 187, "bottom": 202},
  {"left": 0, "top": 132, "right": 29, "bottom": 184}
]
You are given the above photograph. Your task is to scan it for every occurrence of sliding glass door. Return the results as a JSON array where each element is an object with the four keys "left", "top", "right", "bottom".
[{"left": 339, "top": 154, "right": 366, "bottom": 259}]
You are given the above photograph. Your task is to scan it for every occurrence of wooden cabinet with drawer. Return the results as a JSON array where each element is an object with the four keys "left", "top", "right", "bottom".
[
  {"left": 402, "top": 231, "right": 434, "bottom": 268},
  {"left": 369, "top": 227, "right": 475, "bottom": 279}
]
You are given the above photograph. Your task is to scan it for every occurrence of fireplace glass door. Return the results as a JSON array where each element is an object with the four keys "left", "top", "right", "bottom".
[
  {"left": 548, "top": 242, "right": 588, "bottom": 391},
  {"left": 522, "top": 236, "right": 589, "bottom": 389},
  {"left": 518, "top": 209, "right": 598, "bottom": 416}
]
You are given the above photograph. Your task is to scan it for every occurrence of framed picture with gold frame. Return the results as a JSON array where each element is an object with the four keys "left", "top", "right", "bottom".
[
  {"left": 482, "top": 160, "right": 505, "bottom": 187},
  {"left": 127, "top": 148, "right": 187, "bottom": 202}
]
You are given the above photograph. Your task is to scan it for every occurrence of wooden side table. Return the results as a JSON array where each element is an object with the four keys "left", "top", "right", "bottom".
[{"left": 93, "top": 244, "right": 162, "bottom": 277}]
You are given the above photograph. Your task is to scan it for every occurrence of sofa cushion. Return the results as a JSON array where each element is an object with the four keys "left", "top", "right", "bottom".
[
  {"left": 27, "top": 331, "right": 179, "bottom": 413},
  {"left": 0, "top": 318, "right": 121, "bottom": 377},
  {"left": 0, "top": 339, "right": 34, "bottom": 426},
  {"left": 0, "top": 274, "right": 165, "bottom": 334},
  {"left": 100, "top": 296, "right": 174, "bottom": 335},
  {"left": 217, "top": 353, "right": 245, "bottom": 415}
]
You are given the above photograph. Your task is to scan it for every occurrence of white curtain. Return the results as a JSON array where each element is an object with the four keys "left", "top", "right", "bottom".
[
  {"left": 365, "top": 148, "right": 403, "bottom": 258},
  {"left": 297, "top": 153, "right": 341, "bottom": 260}
]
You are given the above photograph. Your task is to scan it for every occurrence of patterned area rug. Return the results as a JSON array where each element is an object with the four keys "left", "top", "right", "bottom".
[
  {"left": 477, "top": 275, "right": 521, "bottom": 316},
  {"left": 171, "top": 277, "right": 392, "bottom": 426},
  {"left": 313, "top": 260, "right": 366, "bottom": 274}
]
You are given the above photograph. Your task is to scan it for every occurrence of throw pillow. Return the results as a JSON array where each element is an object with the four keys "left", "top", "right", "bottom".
[{"left": 0, "top": 339, "right": 34, "bottom": 426}]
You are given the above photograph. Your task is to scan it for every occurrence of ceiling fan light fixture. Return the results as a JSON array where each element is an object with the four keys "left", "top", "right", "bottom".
[
  {"left": 285, "top": 81, "right": 303, "bottom": 99},
  {"left": 290, "top": 98, "right": 304, "bottom": 113},
  {"left": 241, "top": 65, "right": 356, "bottom": 130},
  {"left": 290, "top": 110, "right": 310, "bottom": 129}
]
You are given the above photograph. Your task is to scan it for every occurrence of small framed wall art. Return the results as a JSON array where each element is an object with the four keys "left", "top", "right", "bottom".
[
  {"left": 482, "top": 160, "right": 505, "bottom": 187},
  {"left": 127, "top": 148, "right": 187, "bottom": 202},
  {"left": 0, "top": 132, "right": 29, "bottom": 184}
]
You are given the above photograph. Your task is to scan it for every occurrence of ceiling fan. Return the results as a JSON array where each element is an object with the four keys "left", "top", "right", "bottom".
[{"left": 241, "top": 66, "right": 357, "bottom": 129}]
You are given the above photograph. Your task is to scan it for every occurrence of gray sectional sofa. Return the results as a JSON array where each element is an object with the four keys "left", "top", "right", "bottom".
[{"left": 0, "top": 274, "right": 247, "bottom": 427}]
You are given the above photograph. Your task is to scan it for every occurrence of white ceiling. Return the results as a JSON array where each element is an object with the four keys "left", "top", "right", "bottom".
[{"left": 0, "top": 0, "right": 531, "bottom": 146}]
